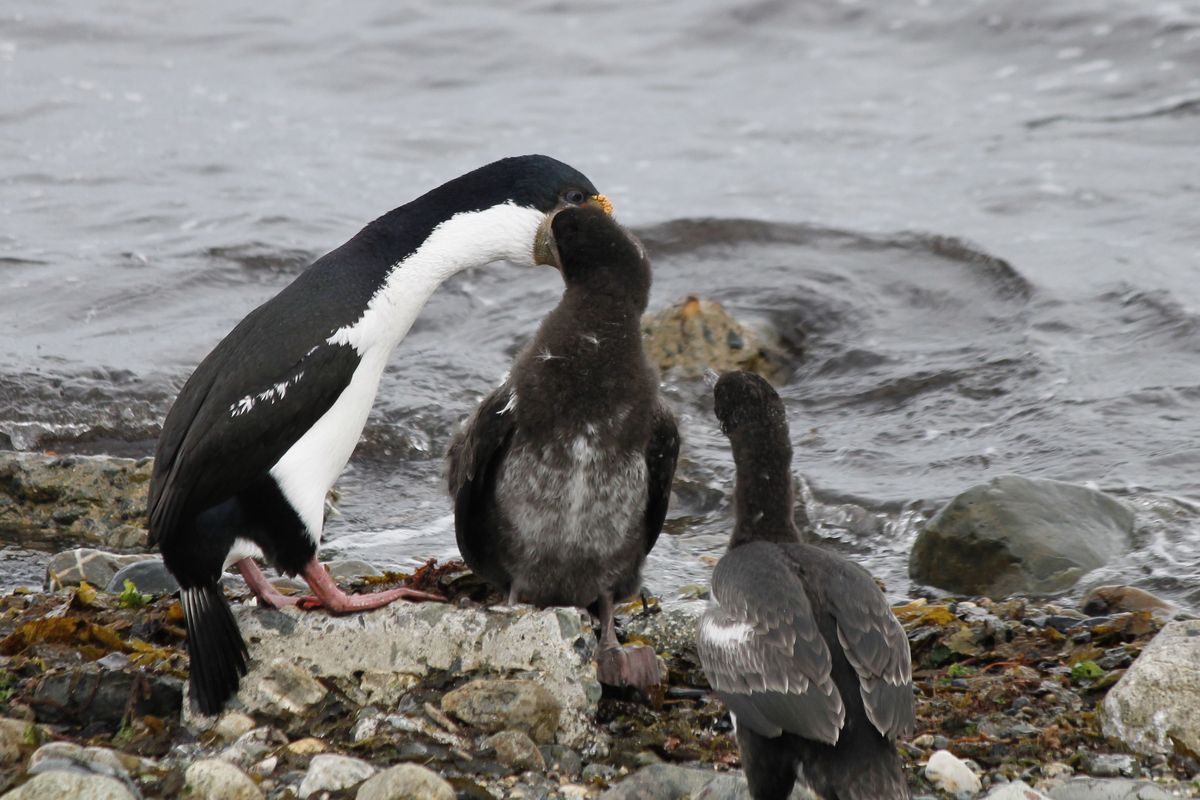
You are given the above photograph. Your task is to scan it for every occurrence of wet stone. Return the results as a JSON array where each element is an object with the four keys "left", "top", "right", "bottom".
[
  {"left": 909, "top": 475, "right": 1135, "bottom": 597},
  {"left": 325, "top": 559, "right": 382, "bottom": 582},
  {"left": 539, "top": 744, "right": 582, "bottom": 779},
  {"left": 220, "top": 726, "right": 288, "bottom": 769},
  {"left": 641, "top": 295, "right": 791, "bottom": 381}
]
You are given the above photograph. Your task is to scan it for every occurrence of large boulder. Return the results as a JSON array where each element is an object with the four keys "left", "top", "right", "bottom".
[
  {"left": 909, "top": 475, "right": 1135, "bottom": 597},
  {"left": 185, "top": 602, "right": 602, "bottom": 749},
  {"left": 0, "top": 453, "right": 150, "bottom": 551},
  {"left": 1101, "top": 619, "right": 1200, "bottom": 757}
]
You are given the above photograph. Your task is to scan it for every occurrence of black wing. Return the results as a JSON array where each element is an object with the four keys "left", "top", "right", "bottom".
[
  {"left": 148, "top": 298, "right": 360, "bottom": 546},
  {"left": 445, "top": 381, "right": 517, "bottom": 577},
  {"left": 641, "top": 398, "right": 679, "bottom": 554},
  {"left": 824, "top": 555, "right": 916, "bottom": 738},
  {"left": 697, "top": 541, "right": 845, "bottom": 744}
]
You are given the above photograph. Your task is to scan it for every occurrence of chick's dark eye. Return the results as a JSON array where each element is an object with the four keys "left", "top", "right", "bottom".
[{"left": 564, "top": 189, "right": 586, "bottom": 205}]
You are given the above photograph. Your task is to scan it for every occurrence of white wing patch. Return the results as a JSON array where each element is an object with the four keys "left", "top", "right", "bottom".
[
  {"left": 229, "top": 372, "right": 305, "bottom": 418},
  {"left": 699, "top": 613, "right": 755, "bottom": 648}
]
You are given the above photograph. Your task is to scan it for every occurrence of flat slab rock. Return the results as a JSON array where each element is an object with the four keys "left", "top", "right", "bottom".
[{"left": 186, "top": 601, "right": 602, "bottom": 749}]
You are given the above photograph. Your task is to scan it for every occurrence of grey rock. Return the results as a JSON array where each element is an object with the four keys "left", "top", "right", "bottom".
[
  {"left": 1101, "top": 619, "right": 1200, "bottom": 756},
  {"left": 104, "top": 558, "right": 179, "bottom": 595},
  {"left": 641, "top": 295, "right": 790, "bottom": 381},
  {"left": 26, "top": 742, "right": 151, "bottom": 782},
  {"left": 599, "top": 764, "right": 720, "bottom": 799},
  {"left": 695, "top": 772, "right": 819, "bottom": 799},
  {"left": 0, "top": 452, "right": 150, "bottom": 552},
  {"left": 1046, "top": 778, "right": 1175, "bottom": 800},
  {"left": 910, "top": 475, "right": 1135, "bottom": 597},
  {"left": 184, "top": 758, "right": 264, "bottom": 800},
  {"left": 29, "top": 664, "right": 182, "bottom": 725},
  {"left": 188, "top": 602, "right": 600, "bottom": 748},
  {"left": 219, "top": 726, "right": 288, "bottom": 769},
  {"left": 43, "top": 548, "right": 149, "bottom": 591},
  {"left": 482, "top": 730, "right": 546, "bottom": 772},
  {"left": 0, "top": 772, "right": 135, "bottom": 800},
  {"left": 356, "top": 763, "right": 455, "bottom": 800},
  {"left": 539, "top": 744, "right": 582, "bottom": 778},
  {"left": 298, "top": 753, "right": 376, "bottom": 798},
  {"left": 581, "top": 763, "right": 618, "bottom": 786},
  {"left": 982, "top": 781, "right": 1050, "bottom": 799},
  {"left": 442, "top": 678, "right": 560, "bottom": 744}
]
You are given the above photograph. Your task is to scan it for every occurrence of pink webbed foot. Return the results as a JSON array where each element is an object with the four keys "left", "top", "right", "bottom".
[{"left": 295, "top": 558, "right": 444, "bottom": 615}]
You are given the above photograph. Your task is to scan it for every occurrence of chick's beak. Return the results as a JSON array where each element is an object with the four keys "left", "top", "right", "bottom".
[
  {"left": 533, "top": 214, "right": 561, "bottom": 268},
  {"left": 532, "top": 195, "right": 614, "bottom": 268}
]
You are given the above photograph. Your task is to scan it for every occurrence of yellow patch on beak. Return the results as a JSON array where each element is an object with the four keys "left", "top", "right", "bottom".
[{"left": 592, "top": 194, "right": 614, "bottom": 215}]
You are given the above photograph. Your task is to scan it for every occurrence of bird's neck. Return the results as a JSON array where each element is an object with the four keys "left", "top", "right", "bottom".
[
  {"left": 328, "top": 202, "right": 545, "bottom": 354},
  {"left": 729, "top": 435, "right": 802, "bottom": 548}
]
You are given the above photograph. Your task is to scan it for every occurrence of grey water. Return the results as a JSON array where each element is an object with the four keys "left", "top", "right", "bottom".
[{"left": 2, "top": 0, "right": 1199, "bottom": 608}]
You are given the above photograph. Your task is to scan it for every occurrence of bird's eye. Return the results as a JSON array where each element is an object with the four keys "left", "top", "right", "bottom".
[{"left": 564, "top": 189, "right": 586, "bottom": 205}]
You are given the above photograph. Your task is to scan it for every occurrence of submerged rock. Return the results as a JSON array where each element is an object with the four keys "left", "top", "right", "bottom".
[
  {"left": 356, "top": 763, "right": 455, "bottom": 800},
  {"left": 0, "top": 772, "right": 136, "bottom": 800},
  {"left": 0, "top": 453, "right": 150, "bottom": 552},
  {"left": 1101, "top": 619, "right": 1200, "bottom": 756},
  {"left": 641, "top": 295, "right": 791, "bottom": 381},
  {"left": 910, "top": 475, "right": 1135, "bottom": 597}
]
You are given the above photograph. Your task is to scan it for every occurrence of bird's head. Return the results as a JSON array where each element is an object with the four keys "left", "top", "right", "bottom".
[{"left": 712, "top": 370, "right": 789, "bottom": 442}]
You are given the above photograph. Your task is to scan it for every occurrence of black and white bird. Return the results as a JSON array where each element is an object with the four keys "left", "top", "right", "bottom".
[
  {"left": 446, "top": 204, "right": 679, "bottom": 690},
  {"left": 149, "top": 155, "right": 610, "bottom": 715},
  {"left": 697, "top": 371, "right": 915, "bottom": 800}
]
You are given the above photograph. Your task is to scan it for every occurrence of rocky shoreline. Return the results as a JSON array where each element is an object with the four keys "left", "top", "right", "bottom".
[
  {"left": 3, "top": 430, "right": 1200, "bottom": 799},
  {"left": 0, "top": 547, "right": 1197, "bottom": 799}
]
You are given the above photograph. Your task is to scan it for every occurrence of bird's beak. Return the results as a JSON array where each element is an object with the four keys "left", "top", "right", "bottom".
[
  {"left": 588, "top": 194, "right": 614, "bottom": 215},
  {"left": 532, "top": 194, "right": 615, "bottom": 268}
]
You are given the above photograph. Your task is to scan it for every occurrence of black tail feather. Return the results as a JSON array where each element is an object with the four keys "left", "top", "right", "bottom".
[{"left": 181, "top": 583, "right": 249, "bottom": 715}]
